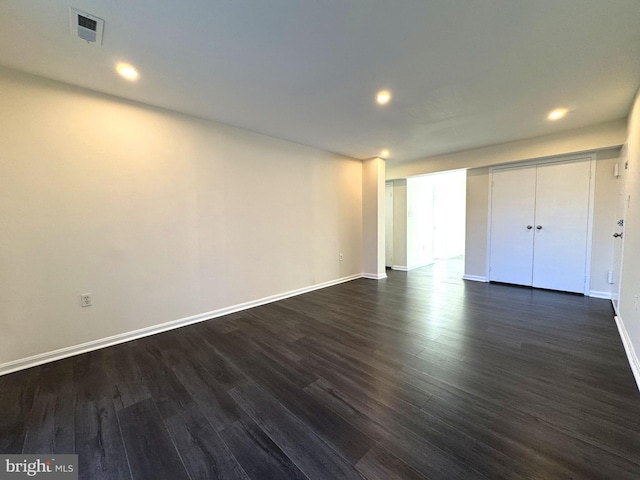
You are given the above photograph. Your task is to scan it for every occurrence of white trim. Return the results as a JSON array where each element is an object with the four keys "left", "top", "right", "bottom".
[
  {"left": 392, "top": 261, "right": 434, "bottom": 272},
  {"left": 0, "top": 273, "right": 362, "bottom": 377},
  {"left": 583, "top": 156, "right": 597, "bottom": 295},
  {"left": 614, "top": 315, "right": 640, "bottom": 392},
  {"left": 362, "top": 272, "right": 388, "bottom": 280},
  {"left": 462, "top": 274, "right": 488, "bottom": 282},
  {"left": 588, "top": 290, "right": 612, "bottom": 299}
]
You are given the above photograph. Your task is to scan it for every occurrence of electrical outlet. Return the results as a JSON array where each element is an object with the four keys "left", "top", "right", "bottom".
[
  {"left": 339, "top": 253, "right": 344, "bottom": 261},
  {"left": 80, "top": 293, "right": 92, "bottom": 307}
]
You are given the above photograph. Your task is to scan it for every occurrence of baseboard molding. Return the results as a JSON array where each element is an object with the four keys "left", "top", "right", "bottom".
[
  {"left": 362, "top": 272, "right": 388, "bottom": 280},
  {"left": 0, "top": 273, "right": 363, "bottom": 377},
  {"left": 462, "top": 274, "right": 488, "bottom": 282},
  {"left": 391, "top": 264, "right": 431, "bottom": 272},
  {"left": 614, "top": 314, "right": 640, "bottom": 392},
  {"left": 589, "top": 290, "right": 612, "bottom": 299}
]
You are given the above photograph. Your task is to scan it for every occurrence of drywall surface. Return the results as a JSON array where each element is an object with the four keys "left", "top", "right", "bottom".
[
  {"left": 387, "top": 119, "right": 626, "bottom": 179},
  {"left": 406, "top": 176, "right": 434, "bottom": 269},
  {"left": 465, "top": 168, "right": 490, "bottom": 279},
  {"left": 0, "top": 68, "right": 363, "bottom": 366},
  {"left": 362, "top": 157, "right": 386, "bottom": 277},
  {"left": 392, "top": 180, "right": 408, "bottom": 269},
  {"left": 590, "top": 151, "right": 622, "bottom": 295},
  {"left": 618, "top": 88, "right": 640, "bottom": 384}
]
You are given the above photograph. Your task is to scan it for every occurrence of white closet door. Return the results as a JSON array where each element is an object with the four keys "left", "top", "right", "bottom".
[
  {"left": 532, "top": 160, "right": 591, "bottom": 293},
  {"left": 489, "top": 166, "right": 536, "bottom": 286}
]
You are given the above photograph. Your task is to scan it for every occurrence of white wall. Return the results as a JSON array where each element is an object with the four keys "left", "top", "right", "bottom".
[
  {"left": 590, "top": 150, "right": 623, "bottom": 296},
  {"left": 387, "top": 119, "right": 627, "bottom": 179},
  {"left": 362, "top": 157, "right": 386, "bottom": 278},
  {"left": 464, "top": 168, "right": 490, "bottom": 279},
  {"left": 392, "top": 180, "right": 408, "bottom": 269},
  {"left": 0, "top": 68, "right": 363, "bottom": 369},
  {"left": 618, "top": 88, "right": 640, "bottom": 386},
  {"left": 431, "top": 171, "right": 466, "bottom": 259},
  {"left": 406, "top": 176, "right": 434, "bottom": 269}
]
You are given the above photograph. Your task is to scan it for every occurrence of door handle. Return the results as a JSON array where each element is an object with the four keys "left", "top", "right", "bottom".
[
  {"left": 526, "top": 225, "right": 533, "bottom": 230},
  {"left": 613, "top": 232, "right": 623, "bottom": 238},
  {"left": 536, "top": 225, "right": 542, "bottom": 230}
]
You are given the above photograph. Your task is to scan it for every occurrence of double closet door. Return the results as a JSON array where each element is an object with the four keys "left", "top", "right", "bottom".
[{"left": 489, "top": 159, "right": 592, "bottom": 294}]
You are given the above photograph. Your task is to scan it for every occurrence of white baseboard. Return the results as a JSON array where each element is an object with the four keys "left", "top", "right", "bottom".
[
  {"left": 0, "top": 273, "right": 362, "bottom": 377},
  {"left": 362, "top": 272, "right": 388, "bottom": 280},
  {"left": 462, "top": 274, "right": 488, "bottom": 282},
  {"left": 614, "top": 314, "right": 640, "bottom": 392},
  {"left": 589, "top": 290, "right": 612, "bottom": 299},
  {"left": 391, "top": 264, "right": 431, "bottom": 272}
]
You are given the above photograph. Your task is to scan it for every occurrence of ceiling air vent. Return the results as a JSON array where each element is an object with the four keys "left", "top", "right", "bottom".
[{"left": 69, "top": 8, "right": 104, "bottom": 45}]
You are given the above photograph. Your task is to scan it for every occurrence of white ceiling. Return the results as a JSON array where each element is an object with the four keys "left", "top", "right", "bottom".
[{"left": 1, "top": 1, "right": 639, "bottom": 163}]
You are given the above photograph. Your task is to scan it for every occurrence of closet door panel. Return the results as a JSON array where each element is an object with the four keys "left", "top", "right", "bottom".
[
  {"left": 532, "top": 160, "right": 591, "bottom": 293},
  {"left": 489, "top": 167, "right": 536, "bottom": 286}
]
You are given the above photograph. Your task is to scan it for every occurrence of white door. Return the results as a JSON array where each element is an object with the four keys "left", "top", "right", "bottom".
[
  {"left": 489, "top": 166, "right": 537, "bottom": 286},
  {"left": 385, "top": 182, "right": 394, "bottom": 267},
  {"left": 532, "top": 160, "right": 591, "bottom": 293}
]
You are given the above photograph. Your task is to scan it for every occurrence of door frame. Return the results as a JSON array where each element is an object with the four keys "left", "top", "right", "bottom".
[
  {"left": 486, "top": 153, "right": 596, "bottom": 295},
  {"left": 612, "top": 147, "right": 628, "bottom": 313},
  {"left": 385, "top": 181, "right": 394, "bottom": 267}
]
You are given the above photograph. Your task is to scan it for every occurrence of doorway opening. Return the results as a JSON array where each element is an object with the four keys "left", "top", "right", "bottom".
[{"left": 386, "top": 170, "right": 466, "bottom": 271}]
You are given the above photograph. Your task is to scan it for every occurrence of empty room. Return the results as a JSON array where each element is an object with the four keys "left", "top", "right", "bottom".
[{"left": 1, "top": 1, "right": 640, "bottom": 479}]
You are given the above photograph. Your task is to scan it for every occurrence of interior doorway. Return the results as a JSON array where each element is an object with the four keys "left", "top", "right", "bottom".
[
  {"left": 386, "top": 170, "right": 466, "bottom": 271},
  {"left": 431, "top": 170, "right": 466, "bottom": 261}
]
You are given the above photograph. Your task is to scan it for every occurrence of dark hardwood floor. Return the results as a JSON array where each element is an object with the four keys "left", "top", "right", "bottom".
[{"left": 2, "top": 257, "right": 640, "bottom": 479}]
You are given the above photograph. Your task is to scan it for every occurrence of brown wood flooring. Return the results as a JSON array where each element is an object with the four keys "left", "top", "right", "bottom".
[{"left": 1, "top": 257, "right": 640, "bottom": 479}]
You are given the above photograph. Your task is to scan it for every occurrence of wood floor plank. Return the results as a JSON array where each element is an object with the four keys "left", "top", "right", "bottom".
[
  {"left": 73, "top": 351, "right": 131, "bottom": 480},
  {"left": 131, "top": 339, "right": 196, "bottom": 419},
  {"left": 0, "top": 367, "right": 40, "bottom": 453},
  {"left": 305, "top": 376, "right": 481, "bottom": 477},
  {"left": 355, "top": 444, "right": 426, "bottom": 480},
  {"left": 219, "top": 417, "right": 310, "bottom": 480},
  {"left": 164, "top": 406, "right": 250, "bottom": 480},
  {"left": 297, "top": 337, "right": 432, "bottom": 410},
  {"left": 167, "top": 354, "right": 246, "bottom": 432},
  {"left": 169, "top": 327, "right": 249, "bottom": 390},
  {"left": 22, "top": 360, "right": 75, "bottom": 454},
  {"left": 117, "top": 398, "right": 189, "bottom": 480},
  {"left": 205, "top": 330, "right": 375, "bottom": 463},
  {"left": 230, "top": 382, "right": 364, "bottom": 480},
  {"left": 104, "top": 343, "right": 151, "bottom": 411}
]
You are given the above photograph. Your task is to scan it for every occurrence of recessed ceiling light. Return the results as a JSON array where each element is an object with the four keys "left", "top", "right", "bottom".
[
  {"left": 380, "top": 149, "right": 390, "bottom": 158},
  {"left": 547, "top": 108, "right": 568, "bottom": 120},
  {"left": 376, "top": 90, "right": 391, "bottom": 105},
  {"left": 116, "top": 63, "right": 139, "bottom": 81}
]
